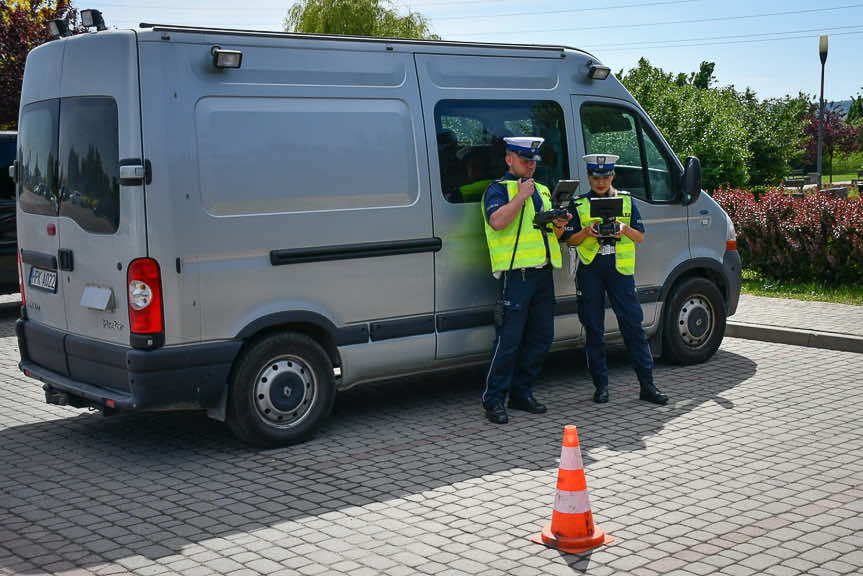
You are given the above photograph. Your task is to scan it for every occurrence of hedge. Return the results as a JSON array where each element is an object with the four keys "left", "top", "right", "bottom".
[{"left": 713, "top": 189, "right": 863, "bottom": 283}]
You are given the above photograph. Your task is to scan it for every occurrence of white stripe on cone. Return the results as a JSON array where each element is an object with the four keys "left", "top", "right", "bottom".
[
  {"left": 559, "top": 446, "right": 583, "bottom": 471},
  {"left": 554, "top": 488, "right": 592, "bottom": 515}
]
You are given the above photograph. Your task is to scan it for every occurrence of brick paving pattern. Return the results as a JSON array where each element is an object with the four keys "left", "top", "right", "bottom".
[
  {"left": 0, "top": 296, "right": 862, "bottom": 575},
  {"left": 734, "top": 294, "right": 863, "bottom": 338}
]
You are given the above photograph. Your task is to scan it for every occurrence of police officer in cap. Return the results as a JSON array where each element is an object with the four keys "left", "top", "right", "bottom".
[
  {"left": 560, "top": 154, "right": 668, "bottom": 405},
  {"left": 481, "top": 136, "right": 571, "bottom": 424}
]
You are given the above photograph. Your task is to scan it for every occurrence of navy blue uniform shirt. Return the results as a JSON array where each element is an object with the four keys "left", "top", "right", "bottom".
[
  {"left": 559, "top": 189, "right": 645, "bottom": 243},
  {"left": 484, "top": 172, "right": 550, "bottom": 259}
]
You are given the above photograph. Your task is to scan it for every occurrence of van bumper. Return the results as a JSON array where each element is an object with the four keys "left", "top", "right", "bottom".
[
  {"left": 17, "top": 318, "right": 242, "bottom": 412},
  {"left": 723, "top": 250, "right": 742, "bottom": 316}
]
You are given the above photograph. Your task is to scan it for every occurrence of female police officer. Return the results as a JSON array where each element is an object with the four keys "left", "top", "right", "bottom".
[{"left": 560, "top": 154, "right": 668, "bottom": 405}]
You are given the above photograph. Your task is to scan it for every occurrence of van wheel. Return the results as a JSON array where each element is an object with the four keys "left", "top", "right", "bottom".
[
  {"left": 228, "top": 332, "right": 335, "bottom": 447},
  {"left": 662, "top": 277, "right": 726, "bottom": 365}
]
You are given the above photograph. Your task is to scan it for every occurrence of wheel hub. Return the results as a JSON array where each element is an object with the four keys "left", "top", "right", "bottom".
[
  {"left": 254, "top": 357, "right": 315, "bottom": 427},
  {"left": 676, "top": 295, "right": 714, "bottom": 348}
]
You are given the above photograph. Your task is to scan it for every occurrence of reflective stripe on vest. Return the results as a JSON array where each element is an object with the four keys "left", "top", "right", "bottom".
[
  {"left": 573, "top": 192, "right": 636, "bottom": 275},
  {"left": 482, "top": 180, "right": 563, "bottom": 273}
]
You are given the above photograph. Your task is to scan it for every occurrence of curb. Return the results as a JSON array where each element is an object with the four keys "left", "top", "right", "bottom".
[{"left": 726, "top": 321, "right": 863, "bottom": 354}]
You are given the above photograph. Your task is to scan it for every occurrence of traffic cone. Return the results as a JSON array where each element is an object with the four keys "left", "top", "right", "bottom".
[{"left": 531, "top": 425, "right": 614, "bottom": 554}]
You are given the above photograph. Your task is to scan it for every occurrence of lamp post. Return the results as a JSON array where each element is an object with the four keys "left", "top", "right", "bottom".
[{"left": 817, "top": 34, "right": 828, "bottom": 187}]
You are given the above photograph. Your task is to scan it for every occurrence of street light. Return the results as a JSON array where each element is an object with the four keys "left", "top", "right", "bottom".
[{"left": 817, "top": 34, "right": 828, "bottom": 188}]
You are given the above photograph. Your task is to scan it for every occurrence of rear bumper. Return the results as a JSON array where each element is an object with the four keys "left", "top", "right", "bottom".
[
  {"left": 17, "top": 318, "right": 242, "bottom": 412},
  {"left": 723, "top": 250, "right": 742, "bottom": 316}
]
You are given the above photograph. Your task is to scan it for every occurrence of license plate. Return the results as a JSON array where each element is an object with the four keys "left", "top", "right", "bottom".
[{"left": 29, "top": 267, "right": 57, "bottom": 293}]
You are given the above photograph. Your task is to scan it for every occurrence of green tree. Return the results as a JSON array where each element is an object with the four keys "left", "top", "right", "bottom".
[
  {"left": 620, "top": 58, "right": 750, "bottom": 189},
  {"left": 284, "top": 0, "right": 439, "bottom": 40},
  {"left": 742, "top": 90, "right": 810, "bottom": 185},
  {"left": 1, "top": 1, "right": 80, "bottom": 129},
  {"left": 847, "top": 89, "right": 863, "bottom": 126}
]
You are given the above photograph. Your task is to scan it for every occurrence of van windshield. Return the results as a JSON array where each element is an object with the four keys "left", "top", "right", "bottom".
[{"left": 18, "top": 97, "right": 120, "bottom": 233}]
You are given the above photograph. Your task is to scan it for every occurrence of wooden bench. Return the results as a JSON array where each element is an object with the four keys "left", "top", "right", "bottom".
[{"left": 784, "top": 178, "right": 806, "bottom": 192}]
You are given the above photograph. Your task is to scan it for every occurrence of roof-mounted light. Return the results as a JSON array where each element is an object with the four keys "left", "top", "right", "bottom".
[
  {"left": 81, "top": 9, "right": 107, "bottom": 31},
  {"left": 47, "top": 19, "right": 71, "bottom": 39},
  {"left": 587, "top": 60, "right": 611, "bottom": 80},
  {"left": 211, "top": 46, "right": 243, "bottom": 69}
]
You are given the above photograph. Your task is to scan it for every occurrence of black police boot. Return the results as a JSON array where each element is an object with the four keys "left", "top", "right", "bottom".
[
  {"left": 508, "top": 394, "right": 547, "bottom": 414},
  {"left": 485, "top": 402, "right": 509, "bottom": 424},
  {"left": 639, "top": 378, "right": 668, "bottom": 405},
  {"left": 593, "top": 385, "right": 609, "bottom": 403}
]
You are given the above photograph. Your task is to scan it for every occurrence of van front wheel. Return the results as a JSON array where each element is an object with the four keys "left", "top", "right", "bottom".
[
  {"left": 228, "top": 332, "right": 335, "bottom": 446},
  {"left": 662, "top": 277, "right": 726, "bottom": 365}
]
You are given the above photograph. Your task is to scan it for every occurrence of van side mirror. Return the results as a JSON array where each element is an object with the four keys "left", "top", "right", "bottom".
[
  {"left": 8, "top": 161, "right": 17, "bottom": 184},
  {"left": 682, "top": 156, "right": 702, "bottom": 206}
]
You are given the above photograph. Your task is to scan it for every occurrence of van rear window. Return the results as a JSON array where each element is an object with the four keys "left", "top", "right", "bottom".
[
  {"left": 18, "top": 97, "right": 120, "bottom": 231},
  {"left": 59, "top": 97, "right": 120, "bottom": 233},
  {"left": 18, "top": 100, "right": 60, "bottom": 217}
]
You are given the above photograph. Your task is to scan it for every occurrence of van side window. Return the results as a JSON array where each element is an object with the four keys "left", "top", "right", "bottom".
[
  {"left": 18, "top": 100, "right": 60, "bottom": 217},
  {"left": 581, "top": 104, "right": 676, "bottom": 202},
  {"left": 0, "top": 135, "right": 15, "bottom": 201},
  {"left": 435, "top": 100, "right": 569, "bottom": 204},
  {"left": 59, "top": 97, "right": 120, "bottom": 234}
]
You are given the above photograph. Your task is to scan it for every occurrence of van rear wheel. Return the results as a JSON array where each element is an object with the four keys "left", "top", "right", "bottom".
[
  {"left": 662, "top": 277, "right": 726, "bottom": 365},
  {"left": 228, "top": 332, "right": 335, "bottom": 446}
]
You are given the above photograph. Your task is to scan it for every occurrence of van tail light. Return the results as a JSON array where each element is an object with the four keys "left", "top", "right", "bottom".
[
  {"left": 127, "top": 258, "right": 163, "bottom": 336},
  {"left": 726, "top": 240, "right": 737, "bottom": 251},
  {"left": 17, "top": 249, "right": 26, "bottom": 307}
]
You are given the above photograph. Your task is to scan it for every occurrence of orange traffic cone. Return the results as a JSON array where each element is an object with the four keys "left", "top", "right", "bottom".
[{"left": 532, "top": 425, "right": 614, "bottom": 554}]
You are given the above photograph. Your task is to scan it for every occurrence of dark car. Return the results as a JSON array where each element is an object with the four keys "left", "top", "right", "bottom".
[{"left": 0, "top": 131, "right": 17, "bottom": 293}]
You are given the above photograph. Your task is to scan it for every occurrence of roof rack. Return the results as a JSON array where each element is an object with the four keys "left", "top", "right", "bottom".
[{"left": 138, "top": 23, "right": 592, "bottom": 57}]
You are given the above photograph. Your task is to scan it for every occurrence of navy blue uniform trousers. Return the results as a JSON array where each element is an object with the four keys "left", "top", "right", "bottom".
[
  {"left": 576, "top": 253, "right": 653, "bottom": 389},
  {"left": 482, "top": 265, "right": 555, "bottom": 409}
]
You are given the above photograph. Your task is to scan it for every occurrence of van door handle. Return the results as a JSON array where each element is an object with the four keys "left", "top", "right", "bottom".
[{"left": 119, "top": 159, "right": 152, "bottom": 186}]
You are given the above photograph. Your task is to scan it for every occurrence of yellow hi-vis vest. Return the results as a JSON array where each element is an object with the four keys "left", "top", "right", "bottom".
[
  {"left": 459, "top": 179, "right": 494, "bottom": 203},
  {"left": 482, "top": 180, "right": 563, "bottom": 274},
  {"left": 573, "top": 192, "right": 636, "bottom": 275}
]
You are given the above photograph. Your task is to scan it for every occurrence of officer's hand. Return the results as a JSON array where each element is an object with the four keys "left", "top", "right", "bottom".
[
  {"left": 552, "top": 212, "right": 572, "bottom": 229},
  {"left": 517, "top": 178, "right": 535, "bottom": 201},
  {"left": 614, "top": 222, "right": 627, "bottom": 238},
  {"left": 585, "top": 224, "right": 601, "bottom": 238}
]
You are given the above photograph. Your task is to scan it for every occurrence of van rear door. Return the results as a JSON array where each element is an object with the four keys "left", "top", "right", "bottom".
[
  {"left": 17, "top": 42, "right": 65, "bottom": 330},
  {"left": 57, "top": 31, "right": 146, "bottom": 345}
]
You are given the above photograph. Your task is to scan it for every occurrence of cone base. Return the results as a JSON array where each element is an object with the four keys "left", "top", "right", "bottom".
[{"left": 532, "top": 523, "right": 614, "bottom": 555}]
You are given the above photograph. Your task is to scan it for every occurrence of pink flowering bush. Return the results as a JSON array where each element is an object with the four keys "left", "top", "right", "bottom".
[{"left": 713, "top": 188, "right": 863, "bottom": 283}]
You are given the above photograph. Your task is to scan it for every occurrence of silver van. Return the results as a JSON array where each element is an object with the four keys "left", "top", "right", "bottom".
[{"left": 13, "top": 24, "right": 741, "bottom": 445}]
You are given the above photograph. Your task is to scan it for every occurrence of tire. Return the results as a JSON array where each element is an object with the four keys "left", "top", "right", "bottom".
[
  {"left": 227, "top": 332, "right": 335, "bottom": 447},
  {"left": 661, "top": 277, "right": 726, "bottom": 365}
]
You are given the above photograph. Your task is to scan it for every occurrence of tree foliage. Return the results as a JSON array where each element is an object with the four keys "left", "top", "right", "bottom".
[
  {"left": 619, "top": 58, "right": 809, "bottom": 189},
  {"left": 284, "top": 0, "right": 439, "bottom": 40},
  {"left": 0, "top": 0, "right": 80, "bottom": 129},
  {"left": 803, "top": 103, "right": 859, "bottom": 182}
]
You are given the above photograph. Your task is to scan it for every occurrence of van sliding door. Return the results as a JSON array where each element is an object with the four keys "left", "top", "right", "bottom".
[{"left": 415, "top": 53, "right": 581, "bottom": 359}]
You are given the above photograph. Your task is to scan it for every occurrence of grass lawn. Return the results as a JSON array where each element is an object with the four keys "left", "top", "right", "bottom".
[
  {"left": 822, "top": 173, "right": 858, "bottom": 185},
  {"left": 741, "top": 269, "right": 863, "bottom": 305}
]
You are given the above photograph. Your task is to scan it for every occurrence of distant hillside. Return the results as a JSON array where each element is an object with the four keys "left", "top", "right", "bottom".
[{"left": 832, "top": 99, "right": 852, "bottom": 117}]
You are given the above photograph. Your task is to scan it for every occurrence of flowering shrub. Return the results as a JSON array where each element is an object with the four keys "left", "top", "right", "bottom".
[{"left": 713, "top": 188, "right": 863, "bottom": 283}]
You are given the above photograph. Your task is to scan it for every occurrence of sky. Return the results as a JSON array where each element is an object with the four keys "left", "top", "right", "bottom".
[{"left": 94, "top": 0, "right": 863, "bottom": 103}]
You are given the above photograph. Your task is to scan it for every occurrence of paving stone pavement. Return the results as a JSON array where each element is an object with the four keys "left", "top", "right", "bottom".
[
  {"left": 733, "top": 294, "right": 863, "bottom": 338},
  {"left": 0, "top": 297, "right": 862, "bottom": 575}
]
